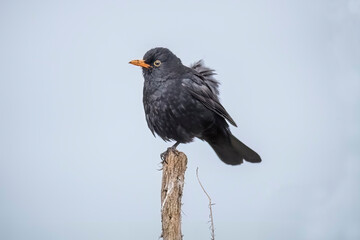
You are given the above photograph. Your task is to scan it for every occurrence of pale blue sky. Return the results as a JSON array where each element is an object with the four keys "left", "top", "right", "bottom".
[{"left": 0, "top": 0, "right": 359, "bottom": 239}]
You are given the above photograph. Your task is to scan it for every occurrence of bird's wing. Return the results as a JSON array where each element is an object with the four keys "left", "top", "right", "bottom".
[
  {"left": 190, "top": 60, "right": 219, "bottom": 95},
  {"left": 183, "top": 61, "right": 237, "bottom": 127},
  {"left": 144, "top": 105, "right": 156, "bottom": 137}
]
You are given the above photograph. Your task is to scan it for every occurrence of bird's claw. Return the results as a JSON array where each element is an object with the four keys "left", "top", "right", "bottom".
[
  {"left": 160, "top": 152, "right": 168, "bottom": 164},
  {"left": 160, "top": 146, "right": 178, "bottom": 164}
]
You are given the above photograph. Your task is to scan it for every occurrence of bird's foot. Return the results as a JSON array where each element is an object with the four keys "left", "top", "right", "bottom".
[
  {"left": 160, "top": 147, "right": 175, "bottom": 163},
  {"left": 160, "top": 150, "right": 168, "bottom": 164},
  {"left": 160, "top": 142, "right": 180, "bottom": 164}
]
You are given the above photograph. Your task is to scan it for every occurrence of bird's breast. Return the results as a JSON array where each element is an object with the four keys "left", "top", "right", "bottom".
[{"left": 143, "top": 80, "right": 201, "bottom": 141}]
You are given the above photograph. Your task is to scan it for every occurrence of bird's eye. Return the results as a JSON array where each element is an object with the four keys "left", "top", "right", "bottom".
[{"left": 154, "top": 60, "right": 161, "bottom": 67}]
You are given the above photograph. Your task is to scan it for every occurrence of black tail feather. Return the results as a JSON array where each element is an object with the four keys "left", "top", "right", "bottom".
[{"left": 206, "top": 132, "right": 261, "bottom": 165}]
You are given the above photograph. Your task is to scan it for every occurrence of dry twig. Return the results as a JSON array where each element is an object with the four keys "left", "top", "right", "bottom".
[{"left": 196, "top": 167, "right": 215, "bottom": 240}]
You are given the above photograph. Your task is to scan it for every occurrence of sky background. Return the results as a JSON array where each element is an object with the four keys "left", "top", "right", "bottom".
[{"left": 0, "top": 0, "right": 359, "bottom": 239}]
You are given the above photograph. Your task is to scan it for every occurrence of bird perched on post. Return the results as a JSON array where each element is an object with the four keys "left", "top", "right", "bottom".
[{"left": 129, "top": 47, "right": 261, "bottom": 165}]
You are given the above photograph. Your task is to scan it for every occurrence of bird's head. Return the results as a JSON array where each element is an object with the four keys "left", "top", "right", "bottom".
[{"left": 129, "top": 47, "right": 183, "bottom": 78}]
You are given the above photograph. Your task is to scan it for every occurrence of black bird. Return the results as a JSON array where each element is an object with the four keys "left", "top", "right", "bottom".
[{"left": 129, "top": 47, "right": 261, "bottom": 165}]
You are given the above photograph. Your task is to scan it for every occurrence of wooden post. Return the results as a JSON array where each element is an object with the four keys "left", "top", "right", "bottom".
[{"left": 160, "top": 149, "right": 187, "bottom": 240}]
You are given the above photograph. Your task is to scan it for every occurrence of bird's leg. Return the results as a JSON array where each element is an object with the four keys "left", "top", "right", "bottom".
[
  {"left": 171, "top": 141, "right": 180, "bottom": 149},
  {"left": 160, "top": 141, "right": 181, "bottom": 163}
]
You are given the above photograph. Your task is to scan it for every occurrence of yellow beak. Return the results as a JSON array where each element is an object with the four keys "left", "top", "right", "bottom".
[{"left": 129, "top": 59, "right": 151, "bottom": 69}]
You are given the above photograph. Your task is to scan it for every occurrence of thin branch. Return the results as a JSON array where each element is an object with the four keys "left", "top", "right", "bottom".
[{"left": 196, "top": 167, "right": 215, "bottom": 240}]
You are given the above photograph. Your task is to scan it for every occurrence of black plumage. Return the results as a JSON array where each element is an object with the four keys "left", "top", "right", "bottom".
[{"left": 130, "top": 47, "right": 261, "bottom": 165}]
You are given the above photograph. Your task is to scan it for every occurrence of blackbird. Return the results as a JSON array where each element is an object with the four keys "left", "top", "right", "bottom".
[{"left": 129, "top": 47, "right": 261, "bottom": 165}]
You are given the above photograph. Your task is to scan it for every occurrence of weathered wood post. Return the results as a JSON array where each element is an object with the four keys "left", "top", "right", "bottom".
[{"left": 160, "top": 149, "right": 187, "bottom": 240}]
